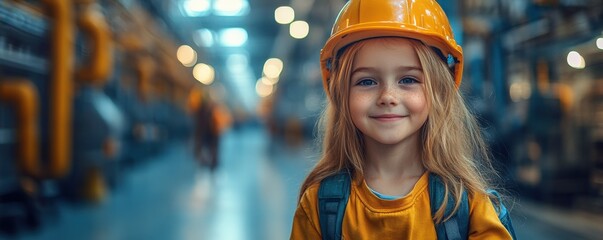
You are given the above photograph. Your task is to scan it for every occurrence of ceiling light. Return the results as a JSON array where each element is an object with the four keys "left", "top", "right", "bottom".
[
  {"left": 177, "top": 45, "right": 197, "bottom": 67},
  {"left": 260, "top": 77, "right": 275, "bottom": 85},
  {"left": 193, "top": 63, "right": 215, "bottom": 85},
  {"left": 183, "top": 0, "right": 211, "bottom": 16},
  {"left": 263, "top": 58, "right": 283, "bottom": 79},
  {"left": 567, "top": 51, "right": 585, "bottom": 69},
  {"left": 289, "top": 21, "right": 309, "bottom": 39},
  {"left": 219, "top": 28, "right": 248, "bottom": 47},
  {"left": 275, "top": 6, "right": 294, "bottom": 24},
  {"left": 256, "top": 79, "right": 274, "bottom": 97},
  {"left": 214, "top": 0, "right": 250, "bottom": 16}
]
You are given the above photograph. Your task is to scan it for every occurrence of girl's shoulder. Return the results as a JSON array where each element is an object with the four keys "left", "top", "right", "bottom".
[
  {"left": 297, "top": 182, "right": 322, "bottom": 222},
  {"left": 299, "top": 182, "right": 321, "bottom": 205},
  {"left": 466, "top": 187, "right": 504, "bottom": 215}
]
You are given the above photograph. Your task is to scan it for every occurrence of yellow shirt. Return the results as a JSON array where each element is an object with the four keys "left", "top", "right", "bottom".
[{"left": 290, "top": 172, "right": 512, "bottom": 239}]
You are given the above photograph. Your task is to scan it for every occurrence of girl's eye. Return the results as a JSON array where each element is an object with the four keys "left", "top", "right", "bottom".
[
  {"left": 399, "top": 77, "right": 419, "bottom": 84},
  {"left": 356, "top": 79, "right": 377, "bottom": 86}
]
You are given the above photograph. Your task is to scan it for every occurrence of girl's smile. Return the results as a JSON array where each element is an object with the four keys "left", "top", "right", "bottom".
[{"left": 370, "top": 114, "right": 406, "bottom": 122}]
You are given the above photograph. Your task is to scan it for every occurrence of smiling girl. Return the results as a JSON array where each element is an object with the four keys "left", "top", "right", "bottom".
[{"left": 289, "top": 0, "right": 515, "bottom": 239}]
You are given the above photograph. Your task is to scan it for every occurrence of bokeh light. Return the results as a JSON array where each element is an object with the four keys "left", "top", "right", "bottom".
[{"left": 193, "top": 63, "right": 215, "bottom": 85}]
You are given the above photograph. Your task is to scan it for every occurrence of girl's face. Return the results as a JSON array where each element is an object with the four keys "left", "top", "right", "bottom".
[{"left": 349, "top": 38, "right": 429, "bottom": 146}]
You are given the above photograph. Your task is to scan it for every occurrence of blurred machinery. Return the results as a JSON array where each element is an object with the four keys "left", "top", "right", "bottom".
[
  {"left": 460, "top": 0, "right": 603, "bottom": 210},
  {"left": 0, "top": 0, "right": 200, "bottom": 235}
]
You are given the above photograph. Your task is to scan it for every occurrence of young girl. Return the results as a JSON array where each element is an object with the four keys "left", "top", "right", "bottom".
[{"left": 290, "top": 0, "right": 515, "bottom": 239}]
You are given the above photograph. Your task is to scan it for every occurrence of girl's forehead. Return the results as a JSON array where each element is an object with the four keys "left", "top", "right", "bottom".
[
  {"left": 353, "top": 38, "right": 421, "bottom": 67},
  {"left": 362, "top": 37, "right": 415, "bottom": 48}
]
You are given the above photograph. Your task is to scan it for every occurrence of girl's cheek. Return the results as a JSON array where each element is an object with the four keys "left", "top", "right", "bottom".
[{"left": 405, "top": 92, "right": 428, "bottom": 112}]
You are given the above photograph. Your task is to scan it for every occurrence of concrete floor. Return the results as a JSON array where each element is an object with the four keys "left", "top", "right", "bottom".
[{"left": 4, "top": 125, "right": 603, "bottom": 240}]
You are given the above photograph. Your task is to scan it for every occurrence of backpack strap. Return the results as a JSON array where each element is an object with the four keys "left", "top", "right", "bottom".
[
  {"left": 429, "top": 173, "right": 469, "bottom": 240},
  {"left": 487, "top": 189, "right": 518, "bottom": 240},
  {"left": 318, "top": 171, "right": 351, "bottom": 240}
]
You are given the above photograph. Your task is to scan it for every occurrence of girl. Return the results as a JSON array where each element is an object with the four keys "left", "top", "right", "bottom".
[{"left": 290, "top": 0, "right": 515, "bottom": 239}]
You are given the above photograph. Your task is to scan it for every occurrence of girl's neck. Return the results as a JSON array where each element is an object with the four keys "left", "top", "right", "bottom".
[
  {"left": 364, "top": 135, "right": 424, "bottom": 179},
  {"left": 363, "top": 134, "right": 425, "bottom": 196}
]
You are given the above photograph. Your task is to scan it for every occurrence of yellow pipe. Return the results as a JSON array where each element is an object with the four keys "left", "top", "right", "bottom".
[
  {"left": 0, "top": 80, "right": 40, "bottom": 177},
  {"left": 42, "top": 0, "right": 74, "bottom": 178},
  {"left": 75, "top": 4, "right": 113, "bottom": 86}
]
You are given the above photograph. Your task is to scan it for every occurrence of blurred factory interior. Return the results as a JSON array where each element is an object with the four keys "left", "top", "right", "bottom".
[{"left": 1, "top": 0, "right": 603, "bottom": 239}]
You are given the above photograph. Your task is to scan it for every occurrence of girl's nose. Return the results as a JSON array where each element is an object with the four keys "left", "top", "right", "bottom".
[{"left": 377, "top": 85, "right": 399, "bottom": 106}]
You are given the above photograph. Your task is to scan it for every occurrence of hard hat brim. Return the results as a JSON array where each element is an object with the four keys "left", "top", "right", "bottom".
[{"left": 320, "top": 23, "right": 464, "bottom": 90}]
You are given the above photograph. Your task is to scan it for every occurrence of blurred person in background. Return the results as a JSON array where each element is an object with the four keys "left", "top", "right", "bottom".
[
  {"left": 193, "top": 91, "right": 220, "bottom": 173},
  {"left": 191, "top": 89, "right": 233, "bottom": 173},
  {"left": 290, "top": 0, "right": 516, "bottom": 239}
]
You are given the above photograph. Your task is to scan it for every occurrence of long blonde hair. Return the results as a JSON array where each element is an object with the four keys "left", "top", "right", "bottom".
[{"left": 299, "top": 38, "right": 497, "bottom": 223}]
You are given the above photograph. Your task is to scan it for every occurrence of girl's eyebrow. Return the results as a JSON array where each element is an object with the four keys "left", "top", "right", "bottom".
[{"left": 351, "top": 66, "right": 423, "bottom": 75}]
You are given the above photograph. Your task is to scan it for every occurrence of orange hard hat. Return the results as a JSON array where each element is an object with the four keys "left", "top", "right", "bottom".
[{"left": 320, "top": 0, "right": 463, "bottom": 90}]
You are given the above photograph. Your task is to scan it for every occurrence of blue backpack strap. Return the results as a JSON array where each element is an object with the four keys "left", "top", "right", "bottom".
[
  {"left": 429, "top": 173, "right": 469, "bottom": 240},
  {"left": 487, "top": 190, "right": 517, "bottom": 240},
  {"left": 318, "top": 171, "right": 351, "bottom": 240}
]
